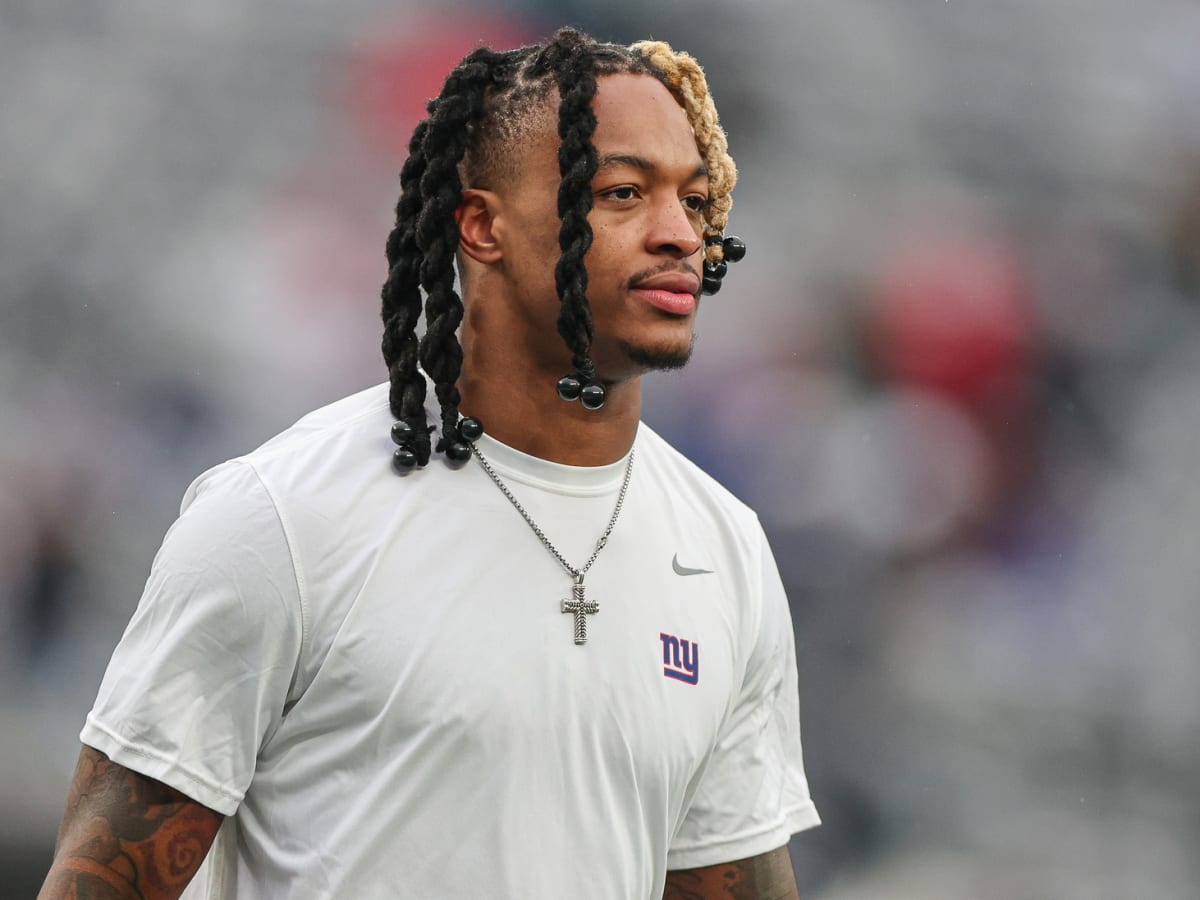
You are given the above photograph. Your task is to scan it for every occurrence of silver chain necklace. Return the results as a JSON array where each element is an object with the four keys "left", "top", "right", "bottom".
[{"left": 470, "top": 442, "right": 635, "bottom": 645}]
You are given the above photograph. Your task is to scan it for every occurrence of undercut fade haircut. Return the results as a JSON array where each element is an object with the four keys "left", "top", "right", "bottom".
[{"left": 379, "top": 27, "right": 737, "bottom": 468}]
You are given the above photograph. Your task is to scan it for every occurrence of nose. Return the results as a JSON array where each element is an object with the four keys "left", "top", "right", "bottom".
[{"left": 646, "top": 198, "right": 704, "bottom": 259}]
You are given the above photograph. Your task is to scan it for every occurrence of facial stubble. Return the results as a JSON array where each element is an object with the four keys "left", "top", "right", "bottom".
[{"left": 616, "top": 330, "right": 697, "bottom": 373}]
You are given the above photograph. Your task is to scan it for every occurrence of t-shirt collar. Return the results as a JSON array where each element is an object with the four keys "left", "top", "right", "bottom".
[{"left": 471, "top": 428, "right": 637, "bottom": 497}]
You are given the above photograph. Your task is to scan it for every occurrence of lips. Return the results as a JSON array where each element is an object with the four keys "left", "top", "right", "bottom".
[{"left": 631, "top": 272, "right": 701, "bottom": 316}]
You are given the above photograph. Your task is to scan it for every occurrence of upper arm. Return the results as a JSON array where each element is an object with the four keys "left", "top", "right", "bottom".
[
  {"left": 39, "top": 744, "right": 223, "bottom": 900},
  {"left": 81, "top": 461, "right": 304, "bottom": 817},
  {"left": 663, "top": 845, "right": 799, "bottom": 900}
]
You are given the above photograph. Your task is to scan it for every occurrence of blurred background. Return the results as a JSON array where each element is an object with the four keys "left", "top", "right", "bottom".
[{"left": 3, "top": 0, "right": 1199, "bottom": 896}]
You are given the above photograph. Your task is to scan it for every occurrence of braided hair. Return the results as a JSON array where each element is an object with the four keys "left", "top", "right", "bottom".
[{"left": 380, "top": 28, "right": 739, "bottom": 471}]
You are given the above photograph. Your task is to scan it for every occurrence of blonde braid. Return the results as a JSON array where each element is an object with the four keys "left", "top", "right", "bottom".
[{"left": 631, "top": 40, "right": 738, "bottom": 264}]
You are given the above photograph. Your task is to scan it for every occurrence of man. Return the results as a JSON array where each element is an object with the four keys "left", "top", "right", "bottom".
[{"left": 40, "top": 28, "right": 820, "bottom": 899}]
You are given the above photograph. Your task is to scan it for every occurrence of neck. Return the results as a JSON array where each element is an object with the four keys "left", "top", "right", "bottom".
[
  {"left": 457, "top": 369, "right": 641, "bottom": 467},
  {"left": 457, "top": 329, "right": 642, "bottom": 468}
]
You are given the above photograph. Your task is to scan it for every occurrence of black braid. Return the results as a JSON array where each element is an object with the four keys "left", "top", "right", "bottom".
[
  {"left": 381, "top": 114, "right": 434, "bottom": 464},
  {"left": 416, "top": 48, "right": 501, "bottom": 453},
  {"left": 540, "top": 31, "right": 602, "bottom": 383}
]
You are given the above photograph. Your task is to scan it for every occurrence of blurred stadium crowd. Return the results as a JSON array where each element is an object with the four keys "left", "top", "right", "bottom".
[{"left": 3, "top": 1, "right": 1199, "bottom": 896}]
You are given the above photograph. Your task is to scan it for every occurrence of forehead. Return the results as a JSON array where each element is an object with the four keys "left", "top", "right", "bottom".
[
  {"left": 590, "top": 73, "right": 701, "bottom": 171},
  {"left": 487, "top": 72, "right": 702, "bottom": 194}
]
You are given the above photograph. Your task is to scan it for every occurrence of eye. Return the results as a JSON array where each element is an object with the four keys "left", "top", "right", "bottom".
[
  {"left": 682, "top": 194, "right": 709, "bottom": 213},
  {"left": 600, "top": 185, "right": 639, "bottom": 202}
]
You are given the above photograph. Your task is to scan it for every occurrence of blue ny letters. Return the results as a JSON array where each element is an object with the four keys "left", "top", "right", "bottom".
[{"left": 659, "top": 632, "right": 699, "bottom": 685}]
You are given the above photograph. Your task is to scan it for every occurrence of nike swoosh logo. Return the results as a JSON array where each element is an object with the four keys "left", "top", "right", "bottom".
[{"left": 672, "top": 554, "right": 714, "bottom": 576}]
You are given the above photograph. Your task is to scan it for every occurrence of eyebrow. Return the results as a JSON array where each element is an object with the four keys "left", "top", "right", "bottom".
[{"left": 596, "top": 153, "right": 708, "bottom": 180}]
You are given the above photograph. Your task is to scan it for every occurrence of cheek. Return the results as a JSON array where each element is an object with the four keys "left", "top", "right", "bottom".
[
  {"left": 500, "top": 186, "right": 562, "bottom": 290},
  {"left": 505, "top": 235, "right": 560, "bottom": 316},
  {"left": 585, "top": 222, "right": 631, "bottom": 286},
  {"left": 503, "top": 210, "right": 553, "bottom": 276}
]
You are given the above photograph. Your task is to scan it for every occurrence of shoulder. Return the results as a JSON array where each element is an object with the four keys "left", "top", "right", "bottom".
[
  {"left": 633, "top": 423, "right": 779, "bottom": 653},
  {"left": 236, "top": 382, "right": 393, "bottom": 491},
  {"left": 175, "top": 382, "right": 400, "bottom": 591},
  {"left": 634, "top": 422, "right": 763, "bottom": 536},
  {"left": 183, "top": 383, "right": 400, "bottom": 522},
  {"left": 633, "top": 423, "right": 771, "bottom": 633},
  {"left": 167, "top": 384, "right": 406, "bottom": 702}
]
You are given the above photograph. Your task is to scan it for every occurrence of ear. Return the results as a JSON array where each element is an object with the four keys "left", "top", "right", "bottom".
[{"left": 455, "top": 189, "right": 503, "bottom": 264}]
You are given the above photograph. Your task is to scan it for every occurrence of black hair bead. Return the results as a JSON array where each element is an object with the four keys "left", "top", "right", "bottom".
[
  {"left": 701, "top": 275, "right": 723, "bottom": 295},
  {"left": 391, "top": 421, "right": 416, "bottom": 445},
  {"left": 445, "top": 441, "right": 472, "bottom": 462},
  {"left": 457, "top": 416, "right": 484, "bottom": 442},
  {"left": 392, "top": 446, "right": 418, "bottom": 472},
  {"left": 557, "top": 374, "right": 583, "bottom": 401},
  {"left": 704, "top": 233, "right": 724, "bottom": 246},
  {"left": 722, "top": 235, "right": 747, "bottom": 262},
  {"left": 704, "top": 259, "right": 728, "bottom": 280},
  {"left": 580, "top": 382, "right": 606, "bottom": 410}
]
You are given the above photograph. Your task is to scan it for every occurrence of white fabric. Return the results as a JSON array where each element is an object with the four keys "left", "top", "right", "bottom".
[{"left": 82, "top": 383, "right": 819, "bottom": 899}]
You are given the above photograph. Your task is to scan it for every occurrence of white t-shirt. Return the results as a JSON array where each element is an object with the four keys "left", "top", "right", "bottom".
[{"left": 82, "top": 383, "right": 819, "bottom": 899}]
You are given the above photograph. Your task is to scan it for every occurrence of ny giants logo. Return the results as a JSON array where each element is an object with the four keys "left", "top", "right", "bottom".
[{"left": 659, "top": 632, "right": 699, "bottom": 685}]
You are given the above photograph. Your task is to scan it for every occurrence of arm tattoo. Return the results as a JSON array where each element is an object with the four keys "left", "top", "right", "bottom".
[
  {"left": 40, "top": 746, "right": 223, "bottom": 900},
  {"left": 663, "top": 846, "right": 800, "bottom": 900}
]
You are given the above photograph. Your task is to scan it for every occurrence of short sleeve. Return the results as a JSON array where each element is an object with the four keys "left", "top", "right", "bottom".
[
  {"left": 81, "top": 461, "right": 304, "bottom": 816},
  {"left": 667, "top": 524, "right": 820, "bottom": 869}
]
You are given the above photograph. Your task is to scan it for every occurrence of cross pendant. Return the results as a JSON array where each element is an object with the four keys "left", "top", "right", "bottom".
[{"left": 561, "top": 574, "right": 599, "bottom": 645}]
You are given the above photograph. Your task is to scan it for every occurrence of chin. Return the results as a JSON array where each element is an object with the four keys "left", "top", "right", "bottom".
[{"left": 617, "top": 335, "right": 696, "bottom": 373}]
